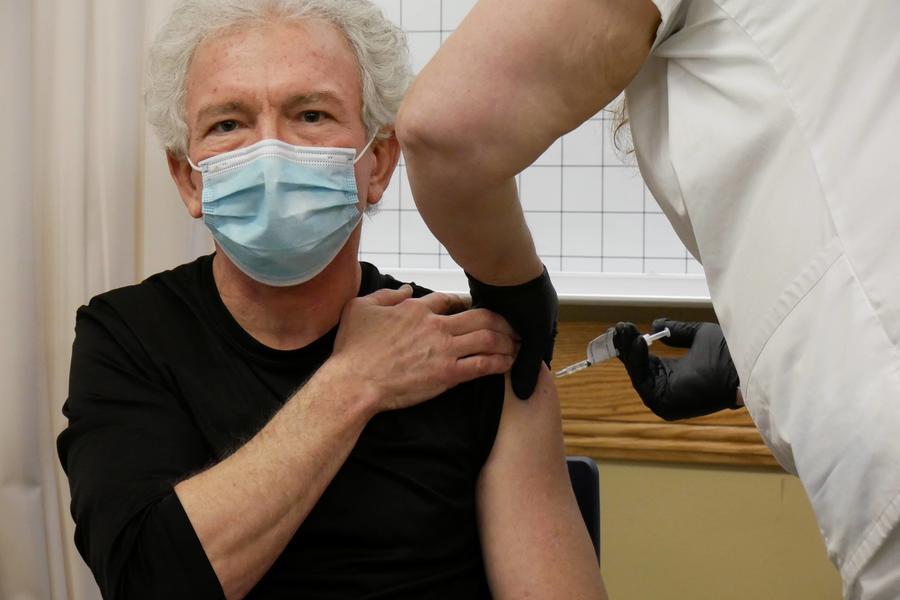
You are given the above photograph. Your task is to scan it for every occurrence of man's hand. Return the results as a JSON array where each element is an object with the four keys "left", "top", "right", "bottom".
[
  {"left": 466, "top": 267, "right": 558, "bottom": 400},
  {"left": 331, "top": 285, "right": 518, "bottom": 413},
  {"left": 613, "top": 319, "right": 741, "bottom": 421}
]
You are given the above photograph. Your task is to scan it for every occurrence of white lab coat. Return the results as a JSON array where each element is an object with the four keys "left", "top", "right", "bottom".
[{"left": 626, "top": 1, "right": 900, "bottom": 597}]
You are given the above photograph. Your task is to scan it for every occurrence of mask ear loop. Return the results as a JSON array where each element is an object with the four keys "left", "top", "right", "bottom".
[
  {"left": 353, "top": 134, "right": 378, "bottom": 165},
  {"left": 186, "top": 154, "right": 202, "bottom": 172}
]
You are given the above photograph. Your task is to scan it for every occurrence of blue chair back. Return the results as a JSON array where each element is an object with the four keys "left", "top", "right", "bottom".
[{"left": 566, "top": 456, "right": 600, "bottom": 564}]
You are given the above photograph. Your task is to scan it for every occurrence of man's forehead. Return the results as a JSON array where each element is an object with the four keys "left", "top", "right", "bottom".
[{"left": 185, "top": 20, "right": 362, "bottom": 114}]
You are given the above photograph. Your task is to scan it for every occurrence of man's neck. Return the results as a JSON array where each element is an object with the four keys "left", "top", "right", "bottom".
[{"left": 212, "top": 249, "right": 362, "bottom": 351}]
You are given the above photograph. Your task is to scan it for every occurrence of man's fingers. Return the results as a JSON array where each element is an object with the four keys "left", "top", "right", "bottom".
[
  {"left": 443, "top": 308, "right": 516, "bottom": 337},
  {"left": 365, "top": 284, "right": 414, "bottom": 306},
  {"left": 451, "top": 329, "right": 517, "bottom": 359},
  {"left": 418, "top": 291, "right": 469, "bottom": 315},
  {"left": 654, "top": 318, "right": 702, "bottom": 348},
  {"left": 454, "top": 353, "right": 516, "bottom": 382}
]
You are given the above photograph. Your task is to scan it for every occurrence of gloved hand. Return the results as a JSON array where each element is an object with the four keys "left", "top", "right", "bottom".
[
  {"left": 613, "top": 318, "right": 740, "bottom": 420},
  {"left": 466, "top": 266, "right": 558, "bottom": 400}
]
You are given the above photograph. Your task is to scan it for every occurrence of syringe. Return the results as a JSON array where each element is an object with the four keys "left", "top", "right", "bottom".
[{"left": 555, "top": 327, "right": 671, "bottom": 378}]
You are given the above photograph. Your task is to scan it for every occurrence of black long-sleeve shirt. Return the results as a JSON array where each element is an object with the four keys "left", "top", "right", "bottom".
[{"left": 57, "top": 255, "right": 503, "bottom": 599}]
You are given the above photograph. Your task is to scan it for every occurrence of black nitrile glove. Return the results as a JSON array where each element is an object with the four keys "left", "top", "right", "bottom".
[
  {"left": 613, "top": 319, "right": 740, "bottom": 420},
  {"left": 466, "top": 266, "right": 558, "bottom": 400}
]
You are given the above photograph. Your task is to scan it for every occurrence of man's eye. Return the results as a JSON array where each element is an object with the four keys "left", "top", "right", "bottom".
[
  {"left": 213, "top": 120, "right": 239, "bottom": 133},
  {"left": 301, "top": 111, "right": 323, "bottom": 123}
]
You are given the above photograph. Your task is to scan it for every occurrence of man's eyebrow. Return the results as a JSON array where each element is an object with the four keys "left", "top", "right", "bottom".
[
  {"left": 283, "top": 91, "right": 345, "bottom": 111},
  {"left": 195, "top": 101, "right": 254, "bottom": 124}
]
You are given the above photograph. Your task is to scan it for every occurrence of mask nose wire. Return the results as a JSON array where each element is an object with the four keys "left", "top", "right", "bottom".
[
  {"left": 187, "top": 136, "right": 377, "bottom": 170},
  {"left": 352, "top": 134, "right": 378, "bottom": 165}
]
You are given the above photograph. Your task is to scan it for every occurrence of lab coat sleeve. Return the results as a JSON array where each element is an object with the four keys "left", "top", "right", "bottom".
[{"left": 647, "top": 0, "right": 690, "bottom": 51}]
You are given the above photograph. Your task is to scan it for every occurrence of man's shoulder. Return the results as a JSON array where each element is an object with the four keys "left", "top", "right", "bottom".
[
  {"left": 78, "top": 255, "right": 211, "bottom": 330},
  {"left": 358, "top": 261, "right": 434, "bottom": 298},
  {"left": 360, "top": 260, "right": 501, "bottom": 397}
]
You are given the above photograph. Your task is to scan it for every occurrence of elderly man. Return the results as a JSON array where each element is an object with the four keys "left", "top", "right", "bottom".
[{"left": 56, "top": 1, "right": 607, "bottom": 599}]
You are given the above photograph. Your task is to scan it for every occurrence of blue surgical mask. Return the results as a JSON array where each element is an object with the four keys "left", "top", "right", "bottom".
[{"left": 188, "top": 137, "right": 374, "bottom": 286}]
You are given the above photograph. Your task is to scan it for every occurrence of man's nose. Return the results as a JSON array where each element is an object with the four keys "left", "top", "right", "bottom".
[
  {"left": 248, "top": 106, "right": 303, "bottom": 146},
  {"left": 257, "top": 110, "right": 281, "bottom": 142}
]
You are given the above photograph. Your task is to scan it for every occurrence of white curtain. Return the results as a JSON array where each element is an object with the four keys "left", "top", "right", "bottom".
[{"left": 1, "top": 1, "right": 211, "bottom": 598}]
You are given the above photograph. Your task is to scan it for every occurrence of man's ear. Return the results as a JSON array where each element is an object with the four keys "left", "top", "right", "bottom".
[
  {"left": 167, "top": 150, "right": 203, "bottom": 218},
  {"left": 364, "top": 130, "right": 401, "bottom": 206}
]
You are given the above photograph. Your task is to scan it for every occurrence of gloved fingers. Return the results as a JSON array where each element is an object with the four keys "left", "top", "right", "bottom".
[
  {"left": 653, "top": 318, "right": 703, "bottom": 348},
  {"left": 510, "top": 343, "right": 545, "bottom": 400},
  {"left": 544, "top": 322, "right": 558, "bottom": 365},
  {"left": 693, "top": 321, "right": 727, "bottom": 352},
  {"left": 464, "top": 266, "right": 558, "bottom": 401},
  {"left": 698, "top": 323, "right": 742, "bottom": 407},
  {"left": 614, "top": 322, "right": 652, "bottom": 385},
  {"left": 635, "top": 355, "right": 669, "bottom": 415},
  {"left": 635, "top": 355, "right": 728, "bottom": 422},
  {"left": 624, "top": 343, "right": 652, "bottom": 390},
  {"left": 613, "top": 322, "right": 642, "bottom": 360}
]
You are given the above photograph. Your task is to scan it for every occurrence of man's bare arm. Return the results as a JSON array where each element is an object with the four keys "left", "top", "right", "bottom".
[
  {"left": 175, "top": 288, "right": 517, "bottom": 599},
  {"left": 397, "top": 0, "right": 660, "bottom": 284},
  {"left": 477, "top": 367, "right": 608, "bottom": 599},
  {"left": 175, "top": 361, "right": 373, "bottom": 600}
]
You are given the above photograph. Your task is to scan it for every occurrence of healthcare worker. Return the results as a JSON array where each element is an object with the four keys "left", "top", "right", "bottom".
[{"left": 395, "top": 0, "right": 900, "bottom": 598}]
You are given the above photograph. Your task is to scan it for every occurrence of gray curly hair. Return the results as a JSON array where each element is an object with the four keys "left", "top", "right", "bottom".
[{"left": 146, "top": 0, "right": 411, "bottom": 158}]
